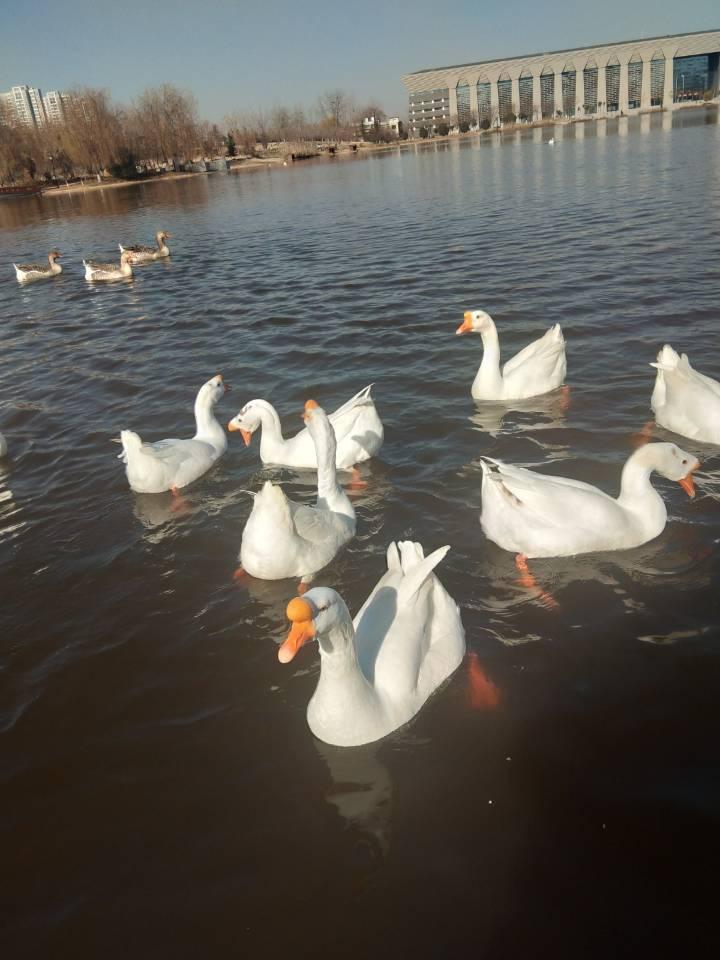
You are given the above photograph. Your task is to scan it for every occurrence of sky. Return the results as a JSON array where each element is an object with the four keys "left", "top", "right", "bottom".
[{"left": 1, "top": 0, "right": 718, "bottom": 122}]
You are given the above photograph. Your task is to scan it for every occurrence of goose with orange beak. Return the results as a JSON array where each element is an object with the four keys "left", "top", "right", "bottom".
[
  {"left": 227, "top": 384, "right": 383, "bottom": 469},
  {"left": 117, "top": 375, "right": 229, "bottom": 493},
  {"left": 237, "top": 400, "right": 356, "bottom": 587},
  {"left": 456, "top": 309, "right": 566, "bottom": 401},
  {"left": 277, "top": 541, "right": 465, "bottom": 747},
  {"left": 480, "top": 441, "right": 700, "bottom": 562}
]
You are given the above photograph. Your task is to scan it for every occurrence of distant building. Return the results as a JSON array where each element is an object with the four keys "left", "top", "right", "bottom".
[
  {"left": 402, "top": 28, "right": 720, "bottom": 135},
  {"left": 0, "top": 84, "right": 72, "bottom": 126},
  {"left": 43, "top": 90, "right": 68, "bottom": 123},
  {"left": 2, "top": 85, "right": 46, "bottom": 125},
  {"left": 362, "top": 115, "right": 402, "bottom": 138}
]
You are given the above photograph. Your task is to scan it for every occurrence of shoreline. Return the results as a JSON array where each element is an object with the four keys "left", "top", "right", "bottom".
[{"left": 24, "top": 100, "right": 719, "bottom": 198}]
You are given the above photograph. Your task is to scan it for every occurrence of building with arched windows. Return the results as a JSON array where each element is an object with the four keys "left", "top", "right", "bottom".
[{"left": 402, "top": 29, "right": 720, "bottom": 135}]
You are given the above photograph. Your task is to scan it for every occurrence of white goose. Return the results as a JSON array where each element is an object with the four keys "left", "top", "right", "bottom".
[
  {"left": 119, "top": 374, "right": 228, "bottom": 493},
  {"left": 119, "top": 230, "right": 171, "bottom": 263},
  {"left": 239, "top": 400, "right": 356, "bottom": 585},
  {"left": 228, "top": 385, "right": 383, "bottom": 470},
  {"left": 13, "top": 250, "right": 62, "bottom": 282},
  {"left": 277, "top": 541, "right": 465, "bottom": 746},
  {"left": 84, "top": 251, "right": 133, "bottom": 282},
  {"left": 456, "top": 309, "right": 566, "bottom": 401},
  {"left": 480, "top": 442, "right": 699, "bottom": 561},
  {"left": 650, "top": 345, "right": 720, "bottom": 444}
]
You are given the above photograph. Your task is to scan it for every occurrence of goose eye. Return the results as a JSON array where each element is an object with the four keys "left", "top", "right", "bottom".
[{"left": 682, "top": 459, "right": 688, "bottom": 465}]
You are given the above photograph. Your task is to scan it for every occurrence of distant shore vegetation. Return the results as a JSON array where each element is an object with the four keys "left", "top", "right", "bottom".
[{"left": 0, "top": 85, "right": 403, "bottom": 186}]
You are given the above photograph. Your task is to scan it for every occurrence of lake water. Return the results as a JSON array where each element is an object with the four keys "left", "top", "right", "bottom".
[{"left": 2, "top": 110, "right": 720, "bottom": 956}]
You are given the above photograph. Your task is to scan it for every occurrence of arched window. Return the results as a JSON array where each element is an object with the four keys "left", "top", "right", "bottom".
[
  {"left": 583, "top": 58, "right": 598, "bottom": 113},
  {"left": 628, "top": 53, "right": 643, "bottom": 109},
  {"left": 518, "top": 68, "right": 533, "bottom": 120},
  {"left": 497, "top": 71, "right": 513, "bottom": 121},
  {"left": 540, "top": 65, "right": 555, "bottom": 118},
  {"left": 456, "top": 80, "right": 472, "bottom": 125},
  {"left": 562, "top": 61, "right": 576, "bottom": 116},
  {"left": 606, "top": 55, "right": 621, "bottom": 112},
  {"left": 476, "top": 77, "right": 491, "bottom": 125},
  {"left": 650, "top": 51, "right": 665, "bottom": 106}
]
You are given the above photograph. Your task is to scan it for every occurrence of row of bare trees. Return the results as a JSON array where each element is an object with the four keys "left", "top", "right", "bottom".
[
  {"left": 224, "top": 92, "right": 394, "bottom": 153},
  {"left": 0, "top": 84, "right": 394, "bottom": 185}
]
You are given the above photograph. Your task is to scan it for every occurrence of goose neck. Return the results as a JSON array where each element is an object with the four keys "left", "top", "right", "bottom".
[
  {"left": 617, "top": 448, "right": 665, "bottom": 517},
  {"left": 479, "top": 320, "right": 501, "bottom": 372},
  {"left": 194, "top": 394, "right": 226, "bottom": 449},
  {"left": 254, "top": 402, "right": 285, "bottom": 459}
]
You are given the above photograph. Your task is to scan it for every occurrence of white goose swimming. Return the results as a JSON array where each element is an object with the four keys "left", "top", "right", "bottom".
[
  {"left": 228, "top": 385, "right": 383, "bottom": 470},
  {"left": 456, "top": 309, "right": 566, "bottom": 401},
  {"left": 277, "top": 541, "right": 465, "bottom": 746},
  {"left": 650, "top": 345, "right": 720, "bottom": 445},
  {"left": 480, "top": 442, "right": 699, "bottom": 561},
  {"left": 119, "top": 375, "right": 228, "bottom": 493},
  {"left": 119, "top": 230, "right": 171, "bottom": 263},
  {"left": 84, "top": 251, "right": 133, "bottom": 282},
  {"left": 13, "top": 250, "right": 62, "bottom": 282},
  {"left": 238, "top": 400, "right": 356, "bottom": 586}
]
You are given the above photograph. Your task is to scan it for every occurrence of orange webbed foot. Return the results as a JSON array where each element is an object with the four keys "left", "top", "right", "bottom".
[
  {"left": 560, "top": 384, "right": 571, "bottom": 412},
  {"left": 347, "top": 466, "right": 367, "bottom": 490},
  {"left": 233, "top": 566, "right": 248, "bottom": 582},
  {"left": 515, "top": 554, "right": 559, "bottom": 610},
  {"left": 631, "top": 420, "right": 655, "bottom": 448},
  {"left": 169, "top": 485, "right": 190, "bottom": 513},
  {"left": 467, "top": 652, "right": 500, "bottom": 710}
]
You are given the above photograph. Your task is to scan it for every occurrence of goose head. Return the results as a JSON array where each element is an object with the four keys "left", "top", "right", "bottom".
[
  {"left": 48, "top": 250, "right": 62, "bottom": 263},
  {"left": 456, "top": 309, "right": 493, "bottom": 335},
  {"left": 120, "top": 251, "right": 133, "bottom": 266},
  {"left": 198, "top": 374, "right": 228, "bottom": 407},
  {"left": 646, "top": 442, "right": 700, "bottom": 497},
  {"left": 157, "top": 230, "right": 171, "bottom": 243},
  {"left": 278, "top": 589, "right": 351, "bottom": 663},
  {"left": 227, "top": 400, "right": 264, "bottom": 447}
]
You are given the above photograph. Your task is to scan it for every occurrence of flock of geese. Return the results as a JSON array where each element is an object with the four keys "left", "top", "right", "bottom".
[
  {"left": 12, "top": 231, "right": 171, "bottom": 283},
  {"left": 6, "top": 235, "right": 719, "bottom": 746}
]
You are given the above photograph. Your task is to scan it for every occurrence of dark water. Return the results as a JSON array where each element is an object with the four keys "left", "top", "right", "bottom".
[{"left": 2, "top": 110, "right": 720, "bottom": 956}]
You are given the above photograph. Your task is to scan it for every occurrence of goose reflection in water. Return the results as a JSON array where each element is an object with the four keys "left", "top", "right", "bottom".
[
  {"left": 472, "top": 520, "right": 717, "bottom": 643},
  {"left": 468, "top": 385, "right": 570, "bottom": 437},
  {"left": 315, "top": 738, "right": 393, "bottom": 876},
  {"left": 312, "top": 653, "right": 500, "bottom": 880}
]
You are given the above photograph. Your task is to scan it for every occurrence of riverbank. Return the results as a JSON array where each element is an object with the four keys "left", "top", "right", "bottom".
[{"left": 20, "top": 100, "right": 719, "bottom": 199}]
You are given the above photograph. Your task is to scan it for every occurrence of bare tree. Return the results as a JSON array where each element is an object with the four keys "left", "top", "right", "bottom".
[{"left": 318, "top": 89, "right": 355, "bottom": 137}]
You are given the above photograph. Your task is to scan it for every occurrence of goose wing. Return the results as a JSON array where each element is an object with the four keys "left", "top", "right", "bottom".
[
  {"left": 353, "top": 542, "right": 456, "bottom": 698},
  {"left": 288, "top": 500, "right": 336, "bottom": 545},
  {"left": 16, "top": 262, "right": 49, "bottom": 273},
  {"left": 481, "top": 459, "right": 623, "bottom": 540},
  {"left": 503, "top": 324, "right": 564, "bottom": 377}
]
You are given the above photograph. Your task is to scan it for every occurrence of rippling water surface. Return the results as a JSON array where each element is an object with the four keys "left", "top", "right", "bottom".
[{"left": 2, "top": 111, "right": 720, "bottom": 956}]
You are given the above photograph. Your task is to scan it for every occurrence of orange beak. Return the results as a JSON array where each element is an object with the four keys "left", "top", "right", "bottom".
[
  {"left": 279, "top": 597, "right": 316, "bottom": 663},
  {"left": 303, "top": 398, "right": 319, "bottom": 423},
  {"left": 227, "top": 420, "right": 253, "bottom": 446},
  {"left": 456, "top": 311, "right": 473, "bottom": 335},
  {"left": 679, "top": 465, "right": 699, "bottom": 499}
]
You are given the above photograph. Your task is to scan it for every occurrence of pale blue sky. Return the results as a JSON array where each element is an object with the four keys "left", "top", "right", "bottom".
[{"left": 1, "top": 1, "right": 717, "bottom": 121}]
